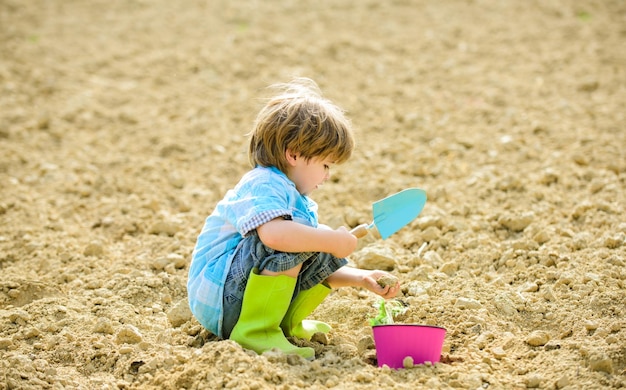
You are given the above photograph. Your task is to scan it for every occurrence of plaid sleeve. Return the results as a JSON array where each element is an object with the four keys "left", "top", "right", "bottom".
[{"left": 240, "top": 209, "right": 291, "bottom": 236}]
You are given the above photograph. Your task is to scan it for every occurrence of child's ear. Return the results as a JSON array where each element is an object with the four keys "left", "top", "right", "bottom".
[{"left": 285, "top": 149, "right": 298, "bottom": 166}]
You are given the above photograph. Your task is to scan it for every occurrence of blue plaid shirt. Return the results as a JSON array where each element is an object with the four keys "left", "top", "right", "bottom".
[{"left": 187, "top": 166, "right": 319, "bottom": 337}]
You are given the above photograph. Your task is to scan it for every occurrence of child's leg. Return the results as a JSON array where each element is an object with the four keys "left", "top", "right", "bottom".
[
  {"left": 229, "top": 267, "right": 315, "bottom": 359},
  {"left": 222, "top": 232, "right": 313, "bottom": 338},
  {"left": 223, "top": 233, "right": 347, "bottom": 357},
  {"left": 280, "top": 252, "right": 347, "bottom": 340},
  {"left": 280, "top": 282, "right": 332, "bottom": 340}
]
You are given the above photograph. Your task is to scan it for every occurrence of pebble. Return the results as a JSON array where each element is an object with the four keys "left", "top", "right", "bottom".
[
  {"left": 519, "top": 282, "right": 539, "bottom": 292},
  {"left": 588, "top": 354, "right": 613, "bottom": 373},
  {"left": 9, "top": 309, "right": 31, "bottom": 324},
  {"left": 555, "top": 375, "right": 570, "bottom": 389},
  {"left": 583, "top": 320, "right": 598, "bottom": 331},
  {"left": 167, "top": 300, "right": 192, "bottom": 327},
  {"left": 603, "top": 232, "right": 625, "bottom": 249},
  {"left": 357, "top": 336, "right": 374, "bottom": 353},
  {"left": 525, "top": 330, "right": 550, "bottom": 346},
  {"left": 498, "top": 212, "right": 534, "bottom": 232},
  {"left": 405, "top": 281, "right": 431, "bottom": 296},
  {"left": 455, "top": 297, "right": 482, "bottom": 310},
  {"left": 311, "top": 332, "right": 330, "bottom": 345},
  {"left": 148, "top": 221, "right": 180, "bottom": 236},
  {"left": 532, "top": 229, "right": 551, "bottom": 244},
  {"left": 491, "top": 346, "right": 506, "bottom": 359},
  {"left": 0, "top": 337, "right": 13, "bottom": 349},
  {"left": 542, "top": 287, "right": 558, "bottom": 302},
  {"left": 543, "top": 340, "right": 561, "bottom": 351},
  {"left": 93, "top": 318, "right": 115, "bottom": 334},
  {"left": 83, "top": 241, "right": 104, "bottom": 257},
  {"left": 152, "top": 253, "right": 188, "bottom": 270},
  {"left": 525, "top": 374, "right": 542, "bottom": 388},
  {"left": 475, "top": 332, "right": 494, "bottom": 349},
  {"left": 421, "top": 226, "right": 440, "bottom": 242},
  {"left": 439, "top": 262, "right": 458, "bottom": 276},
  {"left": 422, "top": 251, "right": 443, "bottom": 267},
  {"left": 494, "top": 294, "right": 518, "bottom": 316},
  {"left": 115, "top": 324, "right": 143, "bottom": 344},
  {"left": 353, "top": 246, "right": 396, "bottom": 271},
  {"left": 417, "top": 215, "right": 443, "bottom": 230}
]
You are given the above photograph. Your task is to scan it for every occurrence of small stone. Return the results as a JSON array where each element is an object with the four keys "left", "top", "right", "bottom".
[
  {"left": 357, "top": 336, "right": 374, "bottom": 353},
  {"left": 406, "top": 281, "right": 431, "bottom": 296},
  {"left": 525, "top": 374, "right": 542, "bottom": 388},
  {"left": 543, "top": 340, "right": 561, "bottom": 351},
  {"left": 149, "top": 221, "right": 180, "bottom": 236},
  {"left": 543, "top": 287, "right": 557, "bottom": 302},
  {"left": 526, "top": 330, "right": 550, "bottom": 346},
  {"left": 421, "top": 226, "right": 440, "bottom": 242},
  {"left": 439, "top": 262, "right": 458, "bottom": 276},
  {"left": 603, "top": 232, "right": 625, "bottom": 249},
  {"left": 491, "top": 346, "right": 506, "bottom": 359},
  {"left": 9, "top": 309, "right": 31, "bottom": 324},
  {"left": 532, "top": 229, "right": 551, "bottom": 244},
  {"left": 555, "top": 375, "right": 570, "bottom": 389},
  {"left": 84, "top": 242, "right": 104, "bottom": 257},
  {"left": 167, "top": 300, "right": 192, "bottom": 328},
  {"left": 520, "top": 282, "right": 539, "bottom": 292},
  {"left": 115, "top": 324, "right": 143, "bottom": 344},
  {"left": 0, "top": 338, "right": 13, "bottom": 350},
  {"left": 475, "top": 332, "right": 494, "bottom": 349},
  {"left": 311, "top": 332, "right": 330, "bottom": 345},
  {"left": 494, "top": 294, "right": 518, "bottom": 316},
  {"left": 589, "top": 355, "right": 613, "bottom": 373},
  {"left": 94, "top": 318, "right": 115, "bottom": 334},
  {"left": 353, "top": 246, "right": 396, "bottom": 271},
  {"left": 584, "top": 320, "right": 598, "bottom": 331},
  {"left": 402, "top": 356, "right": 414, "bottom": 368},
  {"left": 23, "top": 327, "right": 41, "bottom": 339},
  {"left": 151, "top": 257, "right": 170, "bottom": 270},
  {"left": 455, "top": 297, "right": 482, "bottom": 310},
  {"left": 167, "top": 253, "right": 187, "bottom": 268},
  {"left": 422, "top": 251, "right": 443, "bottom": 267},
  {"left": 499, "top": 212, "right": 534, "bottom": 232}
]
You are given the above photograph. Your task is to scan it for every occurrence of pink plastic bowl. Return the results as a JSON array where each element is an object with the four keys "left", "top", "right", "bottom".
[{"left": 372, "top": 324, "right": 446, "bottom": 368}]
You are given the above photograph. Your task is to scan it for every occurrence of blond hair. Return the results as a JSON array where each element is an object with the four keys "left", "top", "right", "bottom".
[{"left": 248, "top": 78, "right": 354, "bottom": 173}]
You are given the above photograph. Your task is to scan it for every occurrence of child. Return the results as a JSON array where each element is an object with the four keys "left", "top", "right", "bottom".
[{"left": 187, "top": 78, "right": 400, "bottom": 360}]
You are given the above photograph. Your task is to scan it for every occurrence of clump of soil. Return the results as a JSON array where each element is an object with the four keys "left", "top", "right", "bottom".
[{"left": 377, "top": 275, "right": 400, "bottom": 288}]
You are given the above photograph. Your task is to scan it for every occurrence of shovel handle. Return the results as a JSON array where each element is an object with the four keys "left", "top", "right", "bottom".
[{"left": 350, "top": 223, "right": 370, "bottom": 239}]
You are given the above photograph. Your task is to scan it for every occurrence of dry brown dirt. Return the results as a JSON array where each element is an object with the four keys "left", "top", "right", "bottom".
[{"left": 1, "top": 0, "right": 625, "bottom": 389}]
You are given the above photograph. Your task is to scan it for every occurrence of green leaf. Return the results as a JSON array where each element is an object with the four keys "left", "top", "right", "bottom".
[{"left": 369, "top": 299, "right": 408, "bottom": 326}]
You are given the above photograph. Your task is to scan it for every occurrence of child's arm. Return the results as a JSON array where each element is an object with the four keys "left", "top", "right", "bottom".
[
  {"left": 326, "top": 266, "right": 400, "bottom": 299},
  {"left": 257, "top": 218, "right": 358, "bottom": 259}
]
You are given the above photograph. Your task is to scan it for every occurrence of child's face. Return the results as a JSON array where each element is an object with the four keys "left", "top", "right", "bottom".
[{"left": 286, "top": 152, "right": 334, "bottom": 196}]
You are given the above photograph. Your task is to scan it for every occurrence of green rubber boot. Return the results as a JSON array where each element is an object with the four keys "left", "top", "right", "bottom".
[
  {"left": 281, "top": 283, "right": 332, "bottom": 340},
  {"left": 229, "top": 269, "right": 315, "bottom": 360}
]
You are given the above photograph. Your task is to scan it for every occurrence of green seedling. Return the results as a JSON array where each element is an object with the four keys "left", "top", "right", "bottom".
[{"left": 369, "top": 299, "right": 408, "bottom": 326}]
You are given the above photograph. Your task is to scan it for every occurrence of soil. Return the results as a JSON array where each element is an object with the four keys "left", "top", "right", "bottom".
[{"left": 1, "top": 0, "right": 625, "bottom": 389}]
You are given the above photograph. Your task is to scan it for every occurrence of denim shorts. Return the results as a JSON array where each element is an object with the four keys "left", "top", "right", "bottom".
[{"left": 221, "top": 231, "right": 348, "bottom": 338}]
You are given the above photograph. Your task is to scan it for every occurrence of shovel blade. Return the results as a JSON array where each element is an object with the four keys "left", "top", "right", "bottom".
[{"left": 372, "top": 188, "right": 427, "bottom": 239}]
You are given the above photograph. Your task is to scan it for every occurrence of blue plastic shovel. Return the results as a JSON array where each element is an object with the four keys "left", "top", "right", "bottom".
[{"left": 350, "top": 188, "right": 427, "bottom": 239}]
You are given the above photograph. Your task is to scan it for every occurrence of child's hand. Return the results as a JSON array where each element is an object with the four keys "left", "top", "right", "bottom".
[
  {"left": 329, "top": 226, "right": 358, "bottom": 258},
  {"left": 363, "top": 270, "right": 400, "bottom": 299}
]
